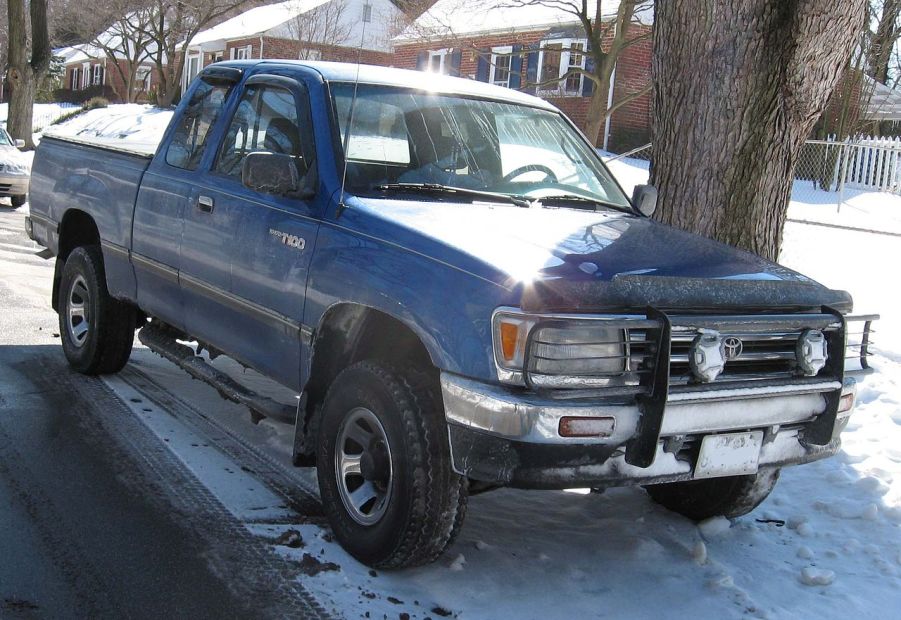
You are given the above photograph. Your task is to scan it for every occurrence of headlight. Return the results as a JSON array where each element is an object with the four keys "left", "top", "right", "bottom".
[{"left": 493, "top": 310, "right": 630, "bottom": 388}]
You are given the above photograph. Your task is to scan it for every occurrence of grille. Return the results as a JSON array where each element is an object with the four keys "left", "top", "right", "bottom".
[{"left": 629, "top": 329, "right": 806, "bottom": 386}]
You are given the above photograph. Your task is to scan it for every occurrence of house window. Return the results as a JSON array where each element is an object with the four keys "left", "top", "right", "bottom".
[
  {"left": 135, "top": 67, "right": 151, "bottom": 91},
  {"left": 230, "top": 45, "right": 253, "bottom": 60},
  {"left": 183, "top": 54, "right": 202, "bottom": 92},
  {"left": 538, "top": 38, "right": 587, "bottom": 96},
  {"left": 362, "top": 2, "right": 372, "bottom": 22},
  {"left": 490, "top": 46, "right": 512, "bottom": 88},
  {"left": 93, "top": 64, "right": 103, "bottom": 86},
  {"left": 82, "top": 63, "right": 91, "bottom": 89},
  {"left": 299, "top": 49, "right": 322, "bottom": 61},
  {"left": 428, "top": 48, "right": 450, "bottom": 74},
  {"left": 70, "top": 68, "right": 79, "bottom": 90}
]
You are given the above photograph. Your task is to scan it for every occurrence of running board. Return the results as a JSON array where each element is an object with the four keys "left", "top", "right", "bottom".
[{"left": 138, "top": 322, "right": 297, "bottom": 425}]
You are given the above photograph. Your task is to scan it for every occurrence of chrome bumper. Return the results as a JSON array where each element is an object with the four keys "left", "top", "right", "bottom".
[
  {"left": 440, "top": 372, "right": 854, "bottom": 487},
  {"left": 0, "top": 174, "right": 29, "bottom": 195}
]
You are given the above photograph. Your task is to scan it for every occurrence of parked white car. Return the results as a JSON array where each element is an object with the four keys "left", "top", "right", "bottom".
[{"left": 0, "top": 127, "right": 30, "bottom": 207}]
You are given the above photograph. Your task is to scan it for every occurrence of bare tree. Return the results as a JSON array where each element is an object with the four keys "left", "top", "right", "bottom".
[
  {"left": 408, "top": 0, "right": 652, "bottom": 145},
  {"left": 514, "top": 0, "right": 651, "bottom": 146},
  {"left": 90, "top": 7, "right": 158, "bottom": 102},
  {"left": 868, "top": 0, "right": 901, "bottom": 84},
  {"left": 650, "top": 0, "right": 866, "bottom": 262},
  {"left": 139, "top": 0, "right": 251, "bottom": 107},
  {"left": 6, "top": 0, "right": 53, "bottom": 148},
  {"left": 285, "top": 0, "right": 353, "bottom": 59}
]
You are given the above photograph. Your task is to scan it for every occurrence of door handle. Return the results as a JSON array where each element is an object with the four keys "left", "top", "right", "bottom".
[{"left": 197, "top": 195, "right": 214, "bottom": 213}]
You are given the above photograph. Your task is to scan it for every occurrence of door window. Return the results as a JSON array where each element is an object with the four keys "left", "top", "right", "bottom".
[
  {"left": 215, "top": 83, "right": 313, "bottom": 180},
  {"left": 166, "top": 79, "right": 231, "bottom": 170}
]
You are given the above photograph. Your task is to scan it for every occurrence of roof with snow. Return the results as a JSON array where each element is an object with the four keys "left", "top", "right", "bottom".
[
  {"left": 395, "top": 0, "right": 653, "bottom": 42},
  {"left": 863, "top": 76, "right": 901, "bottom": 122},
  {"left": 183, "top": 0, "right": 332, "bottom": 49}
]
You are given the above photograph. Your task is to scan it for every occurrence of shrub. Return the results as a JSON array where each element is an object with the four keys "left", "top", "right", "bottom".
[{"left": 82, "top": 97, "right": 109, "bottom": 111}]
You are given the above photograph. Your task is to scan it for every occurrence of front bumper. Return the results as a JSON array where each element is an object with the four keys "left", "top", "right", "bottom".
[
  {"left": 441, "top": 372, "right": 851, "bottom": 489},
  {"left": 0, "top": 173, "right": 29, "bottom": 197}
]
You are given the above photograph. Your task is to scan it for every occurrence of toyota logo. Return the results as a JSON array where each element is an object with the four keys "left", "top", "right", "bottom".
[{"left": 723, "top": 337, "right": 743, "bottom": 361}]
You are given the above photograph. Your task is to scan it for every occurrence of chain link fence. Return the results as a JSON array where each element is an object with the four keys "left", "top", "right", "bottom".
[{"left": 603, "top": 139, "right": 901, "bottom": 214}]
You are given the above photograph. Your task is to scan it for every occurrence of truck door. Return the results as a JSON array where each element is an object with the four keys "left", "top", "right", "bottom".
[
  {"left": 184, "top": 74, "right": 320, "bottom": 389},
  {"left": 132, "top": 73, "right": 236, "bottom": 328}
]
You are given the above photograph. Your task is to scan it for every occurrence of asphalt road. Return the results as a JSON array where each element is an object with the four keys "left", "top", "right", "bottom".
[{"left": 0, "top": 205, "right": 328, "bottom": 619}]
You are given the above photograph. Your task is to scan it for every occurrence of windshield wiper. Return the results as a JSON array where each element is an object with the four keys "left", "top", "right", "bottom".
[
  {"left": 375, "top": 183, "right": 533, "bottom": 208},
  {"left": 536, "top": 194, "right": 633, "bottom": 213}
]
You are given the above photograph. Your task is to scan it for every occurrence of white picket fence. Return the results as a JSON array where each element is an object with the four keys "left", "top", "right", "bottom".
[
  {"left": 840, "top": 136, "right": 901, "bottom": 192},
  {"left": 801, "top": 135, "right": 901, "bottom": 194}
]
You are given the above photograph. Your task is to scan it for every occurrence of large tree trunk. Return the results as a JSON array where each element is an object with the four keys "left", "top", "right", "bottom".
[
  {"left": 584, "top": 75, "right": 611, "bottom": 146},
  {"left": 6, "top": 0, "right": 35, "bottom": 148},
  {"left": 650, "top": 0, "right": 865, "bottom": 261},
  {"left": 6, "top": 0, "right": 51, "bottom": 150}
]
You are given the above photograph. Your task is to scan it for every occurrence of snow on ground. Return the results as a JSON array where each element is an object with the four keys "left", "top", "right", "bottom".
[
  {"left": 0, "top": 102, "right": 78, "bottom": 132},
  {"left": 5, "top": 108, "right": 901, "bottom": 618}
]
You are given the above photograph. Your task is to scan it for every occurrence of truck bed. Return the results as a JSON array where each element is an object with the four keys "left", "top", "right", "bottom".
[{"left": 28, "top": 135, "right": 153, "bottom": 257}]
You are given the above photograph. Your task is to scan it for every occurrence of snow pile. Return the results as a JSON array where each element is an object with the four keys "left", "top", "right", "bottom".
[{"left": 42, "top": 104, "right": 174, "bottom": 155}]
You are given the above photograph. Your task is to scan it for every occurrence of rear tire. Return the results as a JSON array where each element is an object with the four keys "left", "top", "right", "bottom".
[
  {"left": 58, "top": 246, "right": 136, "bottom": 374},
  {"left": 11, "top": 194, "right": 26, "bottom": 207},
  {"left": 645, "top": 467, "right": 780, "bottom": 521},
  {"left": 317, "top": 360, "right": 467, "bottom": 569}
]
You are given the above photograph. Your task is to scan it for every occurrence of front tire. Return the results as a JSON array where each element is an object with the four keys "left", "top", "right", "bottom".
[
  {"left": 317, "top": 360, "right": 467, "bottom": 569},
  {"left": 645, "top": 467, "right": 780, "bottom": 521},
  {"left": 59, "top": 246, "right": 136, "bottom": 374},
  {"left": 11, "top": 194, "right": 26, "bottom": 207}
]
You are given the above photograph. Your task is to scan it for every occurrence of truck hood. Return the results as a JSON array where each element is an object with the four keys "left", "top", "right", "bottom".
[{"left": 354, "top": 198, "right": 851, "bottom": 313}]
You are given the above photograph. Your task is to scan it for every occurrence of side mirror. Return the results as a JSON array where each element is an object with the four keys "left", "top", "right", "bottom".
[
  {"left": 631, "top": 184, "right": 657, "bottom": 217},
  {"left": 14, "top": 139, "right": 25, "bottom": 149},
  {"left": 241, "top": 151, "right": 313, "bottom": 198}
]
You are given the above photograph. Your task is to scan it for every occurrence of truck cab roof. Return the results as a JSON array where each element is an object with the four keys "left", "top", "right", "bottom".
[{"left": 211, "top": 59, "right": 559, "bottom": 111}]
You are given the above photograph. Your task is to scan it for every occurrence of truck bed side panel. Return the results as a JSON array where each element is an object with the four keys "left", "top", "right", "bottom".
[{"left": 29, "top": 136, "right": 152, "bottom": 302}]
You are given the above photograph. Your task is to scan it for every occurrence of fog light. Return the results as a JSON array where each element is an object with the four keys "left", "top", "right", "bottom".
[
  {"left": 559, "top": 416, "right": 616, "bottom": 438},
  {"left": 796, "top": 329, "right": 828, "bottom": 376},
  {"left": 689, "top": 332, "right": 725, "bottom": 383}
]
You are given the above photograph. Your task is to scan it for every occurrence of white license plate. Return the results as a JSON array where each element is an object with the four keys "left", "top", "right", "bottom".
[{"left": 694, "top": 431, "right": 764, "bottom": 479}]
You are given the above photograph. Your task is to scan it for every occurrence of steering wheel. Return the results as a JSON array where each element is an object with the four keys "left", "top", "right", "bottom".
[{"left": 502, "top": 164, "right": 558, "bottom": 184}]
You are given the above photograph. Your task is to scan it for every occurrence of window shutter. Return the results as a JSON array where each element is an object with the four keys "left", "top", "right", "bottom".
[
  {"left": 509, "top": 44, "right": 523, "bottom": 89},
  {"left": 416, "top": 50, "right": 428, "bottom": 70},
  {"left": 449, "top": 49, "right": 462, "bottom": 77},
  {"left": 475, "top": 51, "right": 489, "bottom": 82},
  {"left": 582, "top": 42, "right": 594, "bottom": 97},
  {"left": 524, "top": 46, "right": 539, "bottom": 94}
]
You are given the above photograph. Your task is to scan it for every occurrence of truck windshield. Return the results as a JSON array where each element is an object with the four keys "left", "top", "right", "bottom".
[{"left": 331, "top": 83, "right": 631, "bottom": 209}]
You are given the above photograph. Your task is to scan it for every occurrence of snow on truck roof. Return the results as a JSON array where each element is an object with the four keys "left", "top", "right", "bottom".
[
  {"left": 232, "top": 59, "right": 560, "bottom": 110},
  {"left": 394, "top": 0, "right": 653, "bottom": 42}
]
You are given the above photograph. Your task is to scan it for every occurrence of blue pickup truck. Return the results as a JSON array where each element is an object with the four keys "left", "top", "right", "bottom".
[{"left": 26, "top": 60, "right": 875, "bottom": 568}]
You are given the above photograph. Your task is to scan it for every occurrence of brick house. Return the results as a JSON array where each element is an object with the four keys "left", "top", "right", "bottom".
[
  {"left": 179, "top": 0, "right": 405, "bottom": 95},
  {"left": 392, "top": 0, "right": 653, "bottom": 152},
  {"left": 56, "top": 43, "right": 164, "bottom": 104}
]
